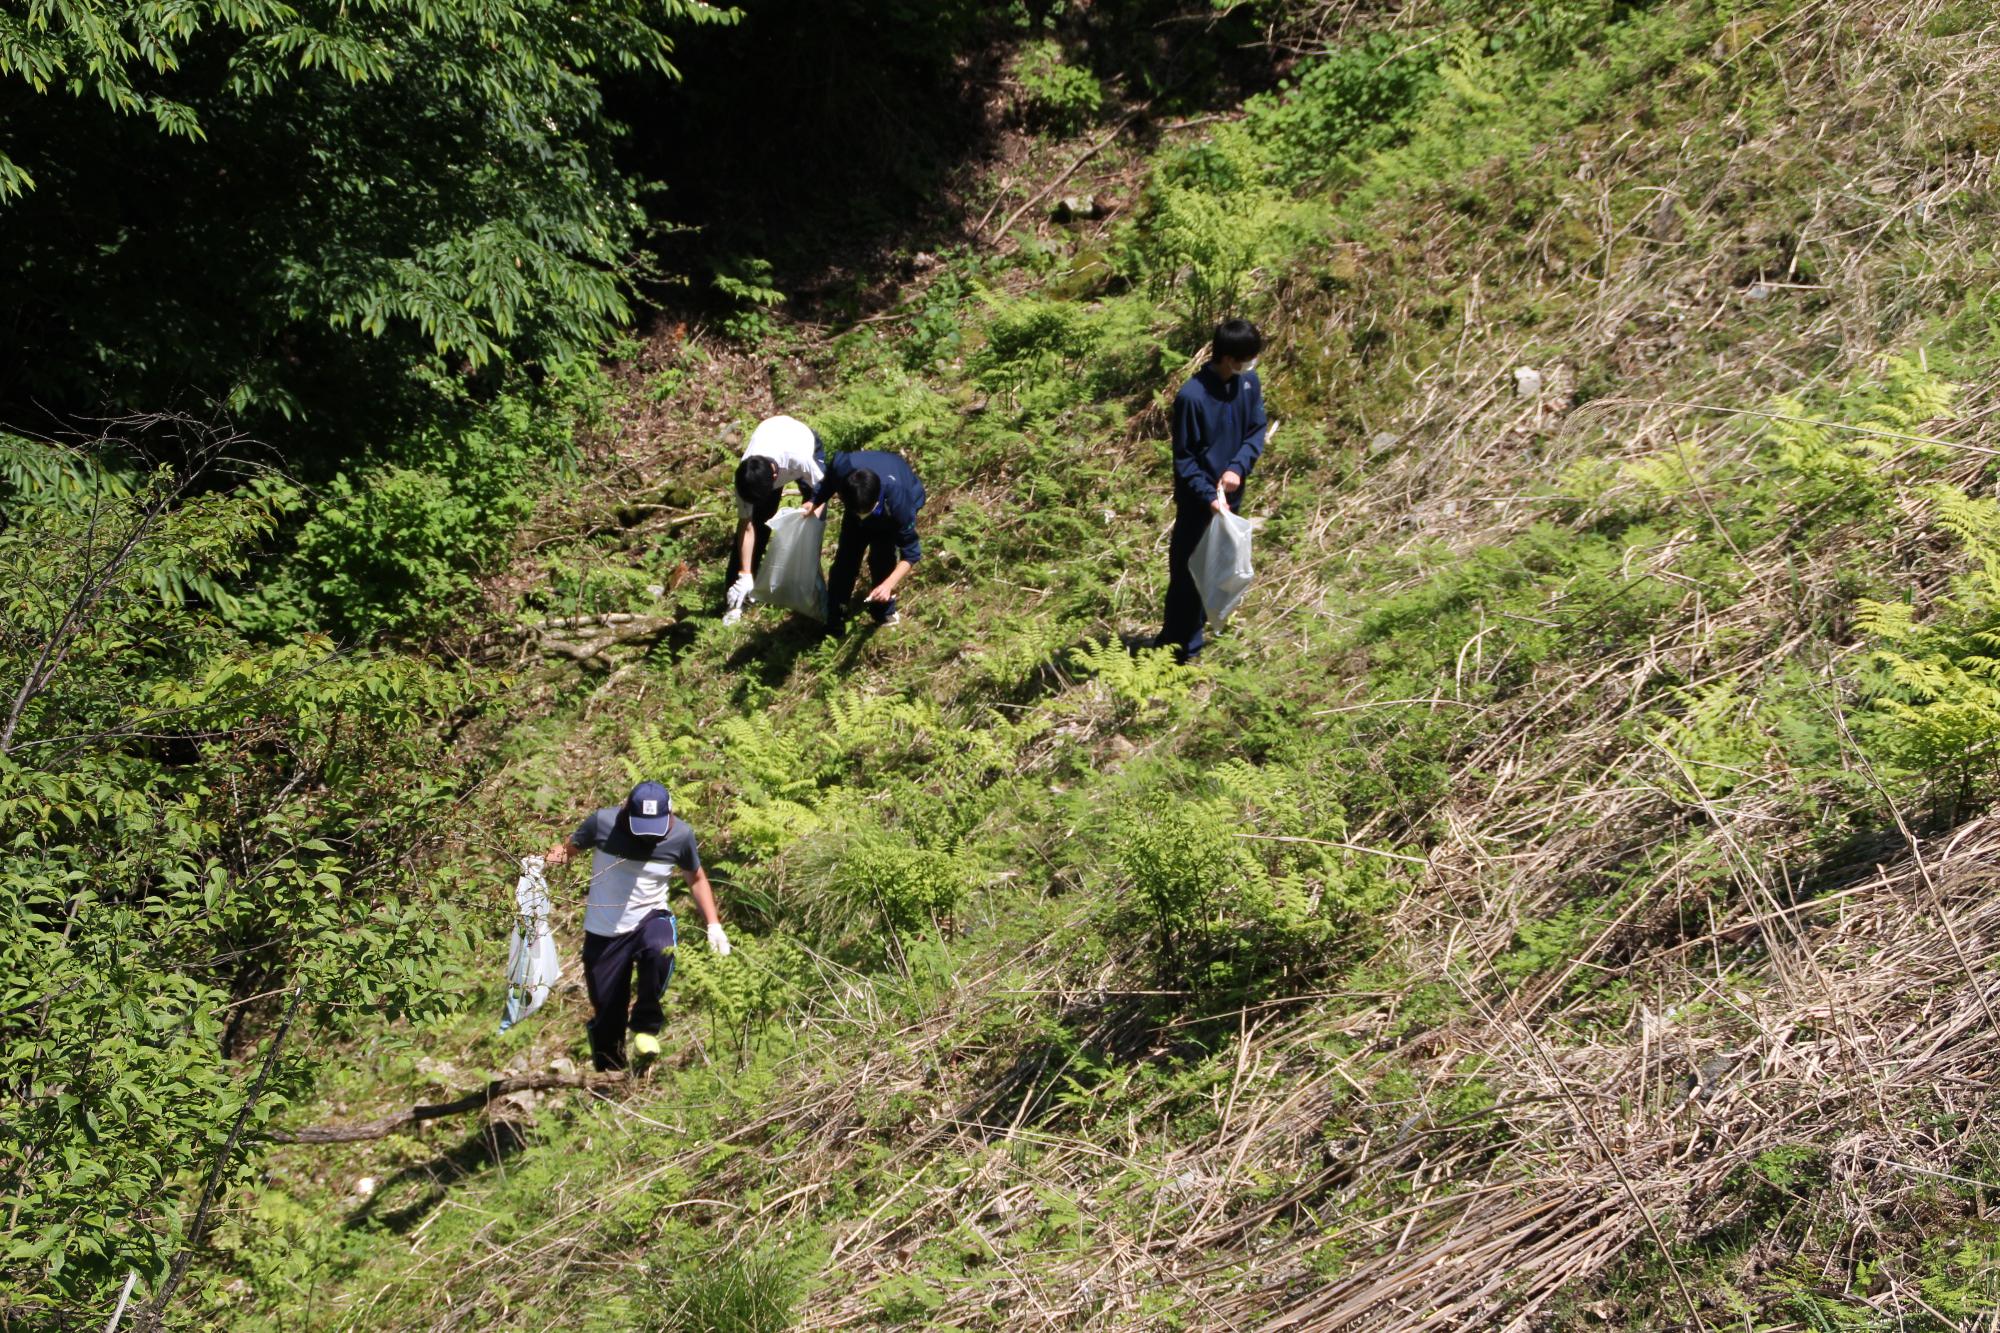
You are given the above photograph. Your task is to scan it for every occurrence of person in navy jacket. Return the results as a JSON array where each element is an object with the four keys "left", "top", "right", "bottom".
[
  {"left": 803, "top": 449, "right": 927, "bottom": 636},
  {"left": 1155, "top": 319, "right": 1270, "bottom": 660}
]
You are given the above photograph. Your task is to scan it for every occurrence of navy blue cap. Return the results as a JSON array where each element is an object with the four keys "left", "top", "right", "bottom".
[{"left": 625, "top": 780, "right": 672, "bottom": 837}]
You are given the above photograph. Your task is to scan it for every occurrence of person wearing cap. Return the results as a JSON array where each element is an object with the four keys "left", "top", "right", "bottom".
[
  {"left": 724, "top": 414, "right": 826, "bottom": 625},
  {"left": 542, "top": 780, "right": 731, "bottom": 1071},
  {"left": 801, "top": 449, "right": 927, "bottom": 637},
  {"left": 1154, "top": 318, "right": 1271, "bottom": 662}
]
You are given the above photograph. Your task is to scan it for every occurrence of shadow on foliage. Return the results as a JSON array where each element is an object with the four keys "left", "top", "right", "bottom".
[{"left": 342, "top": 1120, "right": 530, "bottom": 1236}]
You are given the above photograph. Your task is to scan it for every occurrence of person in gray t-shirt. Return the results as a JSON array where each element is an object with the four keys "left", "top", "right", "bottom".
[{"left": 543, "top": 779, "right": 730, "bottom": 1071}]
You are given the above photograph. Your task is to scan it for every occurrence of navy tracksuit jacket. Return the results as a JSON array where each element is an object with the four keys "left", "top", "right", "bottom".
[
  {"left": 812, "top": 449, "right": 926, "bottom": 634},
  {"left": 1159, "top": 365, "right": 1267, "bottom": 658}
]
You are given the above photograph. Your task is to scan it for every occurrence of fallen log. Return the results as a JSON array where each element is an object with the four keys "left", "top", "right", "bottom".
[{"left": 265, "top": 1072, "right": 627, "bottom": 1144}]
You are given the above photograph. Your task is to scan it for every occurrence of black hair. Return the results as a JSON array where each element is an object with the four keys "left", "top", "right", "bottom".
[
  {"left": 1212, "top": 318, "right": 1265, "bottom": 362},
  {"left": 840, "top": 467, "right": 882, "bottom": 513},
  {"left": 734, "top": 456, "right": 779, "bottom": 506}
]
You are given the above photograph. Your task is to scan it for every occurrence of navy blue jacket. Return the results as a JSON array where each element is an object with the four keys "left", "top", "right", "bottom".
[
  {"left": 813, "top": 449, "right": 927, "bottom": 563},
  {"left": 1171, "top": 365, "right": 1268, "bottom": 505}
]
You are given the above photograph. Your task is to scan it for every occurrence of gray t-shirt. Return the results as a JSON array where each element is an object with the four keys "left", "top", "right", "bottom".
[{"left": 571, "top": 806, "right": 700, "bottom": 938}]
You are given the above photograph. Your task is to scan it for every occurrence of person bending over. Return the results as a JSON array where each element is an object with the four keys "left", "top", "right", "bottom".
[
  {"left": 724, "top": 414, "right": 825, "bottom": 624},
  {"left": 803, "top": 449, "right": 927, "bottom": 637}
]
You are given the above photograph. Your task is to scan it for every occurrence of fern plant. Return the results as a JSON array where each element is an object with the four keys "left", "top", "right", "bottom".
[
  {"left": 1855, "top": 480, "right": 2000, "bottom": 814},
  {"left": 1071, "top": 637, "right": 1191, "bottom": 724}
]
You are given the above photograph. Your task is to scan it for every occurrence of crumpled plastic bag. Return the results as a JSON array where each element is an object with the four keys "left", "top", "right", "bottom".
[
  {"left": 1191, "top": 508, "right": 1255, "bottom": 627},
  {"left": 753, "top": 507, "right": 828, "bottom": 620},
  {"left": 499, "top": 855, "right": 560, "bottom": 1033}
]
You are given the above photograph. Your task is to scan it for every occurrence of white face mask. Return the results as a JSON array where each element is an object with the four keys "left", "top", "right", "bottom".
[{"left": 1242, "top": 357, "right": 1258, "bottom": 373}]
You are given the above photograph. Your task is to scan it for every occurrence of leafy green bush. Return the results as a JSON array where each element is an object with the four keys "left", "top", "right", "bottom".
[
  {"left": 0, "top": 437, "right": 475, "bottom": 1317},
  {"left": 1855, "top": 482, "right": 2000, "bottom": 813},
  {"left": 1245, "top": 29, "right": 1444, "bottom": 186},
  {"left": 1123, "top": 127, "right": 1318, "bottom": 333},
  {"left": 1119, "top": 794, "right": 1251, "bottom": 956},
  {"left": 713, "top": 256, "right": 787, "bottom": 343},
  {"left": 1, "top": 0, "right": 735, "bottom": 443},
  {"left": 1071, "top": 637, "right": 1192, "bottom": 725},
  {"left": 234, "top": 368, "right": 600, "bottom": 639},
  {"left": 1015, "top": 39, "right": 1102, "bottom": 132}
]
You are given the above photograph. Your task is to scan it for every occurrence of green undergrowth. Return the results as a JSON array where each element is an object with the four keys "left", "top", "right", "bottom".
[{"left": 169, "top": 0, "right": 2000, "bottom": 1328}]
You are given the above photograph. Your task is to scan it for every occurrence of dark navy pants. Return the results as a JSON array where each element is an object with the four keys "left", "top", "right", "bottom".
[
  {"left": 580, "top": 910, "right": 676, "bottom": 1071},
  {"left": 825, "top": 514, "right": 899, "bottom": 636},
  {"left": 1158, "top": 484, "right": 1247, "bottom": 661}
]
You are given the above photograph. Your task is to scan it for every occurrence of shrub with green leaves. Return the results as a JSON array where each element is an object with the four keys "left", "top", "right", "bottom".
[
  {"left": 1245, "top": 29, "right": 1444, "bottom": 186},
  {"left": 1, "top": 0, "right": 736, "bottom": 440},
  {"left": 231, "top": 367, "right": 602, "bottom": 640},
  {"left": 713, "top": 256, "right": 787, "bottom": 343},
  {"left": 1014, "top": 39, "right": 1102, "bottom": 132},
  {"left": 0, "top": 435, "right": 475, "bottom": 1318}
]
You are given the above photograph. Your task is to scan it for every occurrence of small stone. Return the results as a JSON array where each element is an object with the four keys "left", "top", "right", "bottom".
[
  {"left": 1050, "top": 195, "right": 1101, "bottom": 223},
  {"left": 1369, "top": 432, "right": 1400, "bottom": 455},
  {"left": 353, "top": 1176, "right": 377, "bottom": 1198},
  {"left": 1745, "top": 283, "right": 1773, "bottom": 302},
  {"left": 550, "top": 1056, "right": 576, "bottom": 1078},
  {"left": 645, "top": 584, "right": 664, "bottom": 599},
  {"left": 1513, "top": 367, "right": 1544, "bottom": 398},
  {"left": 719, "top": 426, "right": 742, "bottom": 446}
]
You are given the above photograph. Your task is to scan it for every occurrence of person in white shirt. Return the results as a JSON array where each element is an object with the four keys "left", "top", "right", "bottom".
[
  {"left": 724, "top": 414, "right": 825, "bottom": 624},
  {"left": 543, "top": 780, "right": 730, "bottom": 1071}
]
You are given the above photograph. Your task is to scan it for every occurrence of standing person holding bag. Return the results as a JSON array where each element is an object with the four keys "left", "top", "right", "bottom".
[
  {"left": 1153, "top": 318, "right": 1271, "bottom": 662},
  {"left": 542, "top": 780, "right": 731, "bottom": 1072}
]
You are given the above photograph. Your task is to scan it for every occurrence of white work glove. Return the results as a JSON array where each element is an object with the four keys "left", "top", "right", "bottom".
[
  {"left": 706, "top": 922, "right": 732, "bottom": 956},
  {"left": 520, "top": 854, "right": 545, "bottom": 874},
  {"left": 724, "top": 572, "right": 755, "bottom": 611}
]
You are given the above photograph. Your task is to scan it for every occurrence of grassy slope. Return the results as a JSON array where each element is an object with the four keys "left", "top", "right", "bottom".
[{"left": 219, "top": 1, "right": 2000, "bottom": 1328}]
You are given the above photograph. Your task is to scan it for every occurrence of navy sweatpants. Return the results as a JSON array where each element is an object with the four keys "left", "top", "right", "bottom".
[
  {"left": 825, "top": 515, "right": 900, "bottom": 636},
  {"left": 1158, "top": 485, "right": 1247, "bottom": 661},
  {"left": 580, "top": 910, "right": 677, "bottom": 1071}
]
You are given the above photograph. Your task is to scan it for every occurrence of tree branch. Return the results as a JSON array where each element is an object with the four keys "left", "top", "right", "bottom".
[{"left": 265, "top": 1072, "right": 628, "bottom": 1144}]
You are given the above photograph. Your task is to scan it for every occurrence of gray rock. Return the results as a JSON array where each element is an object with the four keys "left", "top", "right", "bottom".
[
  {"left": 1745, "top": 283, "right": 1773, "bottom": 302},
  {"left": 1513, "top": 367, "right": 1544, "bottom": 398},
  {"left": 1050, "top": 195, "right": 1102, "bottom": 223},
  {"left": 1369, "top": 432, "right": 1400, "bottom": 455}
]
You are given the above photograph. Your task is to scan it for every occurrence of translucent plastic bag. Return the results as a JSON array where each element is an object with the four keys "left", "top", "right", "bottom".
[
  {"left": 753, "top": 507, "right": 828, "bottom": 620},
  {"left": 499, "top": 856, "right": 561, "bottom": 1033},
  {"left": 1191, "top": 508, "right": 1255, "bottom": 627}
]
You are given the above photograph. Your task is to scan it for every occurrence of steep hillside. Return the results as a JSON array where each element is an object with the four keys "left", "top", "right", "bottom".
[{"left": 219, "top": 1, "right": 2000, "bottom": 1328}]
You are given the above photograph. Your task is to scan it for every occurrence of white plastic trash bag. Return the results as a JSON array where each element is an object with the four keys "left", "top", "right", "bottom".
[
  {"left": 1191, "top": 508, "right": 1255, "bottom": 627},
  {"left": 499, "top": 855, "right": 560, "bottom": 1033},
  {"left": 753, "top": 507, "right": 827, "bottom": 620}
]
